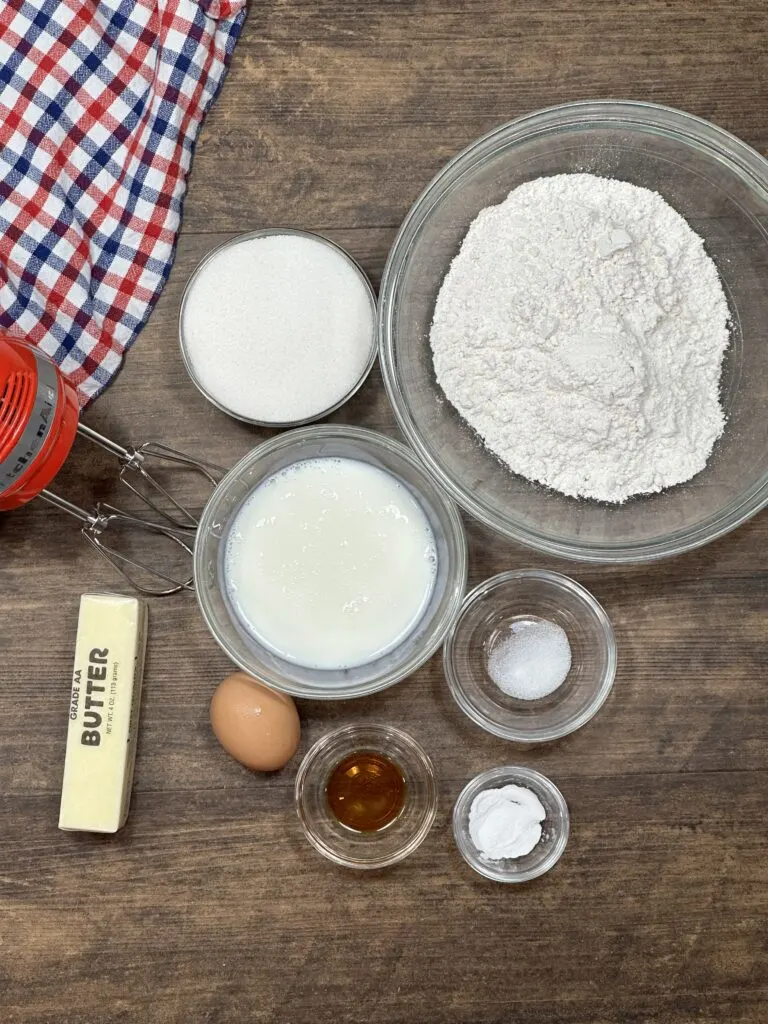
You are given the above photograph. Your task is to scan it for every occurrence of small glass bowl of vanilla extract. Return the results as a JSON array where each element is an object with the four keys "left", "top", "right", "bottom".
[{"left": 295, "top": 724, "right": 437, "bottom": 869}]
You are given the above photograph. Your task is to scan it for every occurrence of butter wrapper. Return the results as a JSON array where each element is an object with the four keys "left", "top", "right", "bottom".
[{"left": 59, "top": 594, "right": 148, "bottom": 833}]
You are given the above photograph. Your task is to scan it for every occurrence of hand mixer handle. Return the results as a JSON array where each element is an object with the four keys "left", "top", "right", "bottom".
[{"left": 0, "top": 332, "right": 80, "bottom": 510}]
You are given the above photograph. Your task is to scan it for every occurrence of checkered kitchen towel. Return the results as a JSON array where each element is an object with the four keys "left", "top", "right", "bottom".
[{"left": 0, "top": 0, "right": 246, "bottom": 406}]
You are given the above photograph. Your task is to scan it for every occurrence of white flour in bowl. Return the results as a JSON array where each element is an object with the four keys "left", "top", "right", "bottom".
[{"left": 430, "top": 173, "right": 731, "bottom": 503}]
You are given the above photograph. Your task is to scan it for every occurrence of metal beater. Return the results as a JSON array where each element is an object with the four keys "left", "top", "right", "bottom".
[{"left": 40, "top": 429, "right": 224, "bottom": 597}]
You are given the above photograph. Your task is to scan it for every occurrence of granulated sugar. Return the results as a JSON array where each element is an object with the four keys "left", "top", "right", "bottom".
[
  {"left": 486, "top": 617, "right": 572, "bottom": 700},
  {"left": 182, "top": 233, "right": 374, "bottom": 424},
  {"left": 430, "top": 173, "right": 731, "bottom": 503}
]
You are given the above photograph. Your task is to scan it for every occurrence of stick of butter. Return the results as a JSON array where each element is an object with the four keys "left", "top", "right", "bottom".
[{"left": 59, "top": 594, "right": 148, "bottom": 833}]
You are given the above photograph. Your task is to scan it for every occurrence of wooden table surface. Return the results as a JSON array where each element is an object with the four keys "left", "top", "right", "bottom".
[{"left": 2, "top": 3, "right": 767, "bottom": 1022}]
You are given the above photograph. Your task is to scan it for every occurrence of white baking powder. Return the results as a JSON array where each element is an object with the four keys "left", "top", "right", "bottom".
[
  {"left": 430, "top": 173, "right": 731, "bottom": 503},
  {"left": 182, "top": 234, "right": 374, "bottom": 423},
  {"left": 487, "top": 617, "right": 571, "bottom": 700},
  {"left": 469, "top": 785, "right": 546, "bottom": 860}
]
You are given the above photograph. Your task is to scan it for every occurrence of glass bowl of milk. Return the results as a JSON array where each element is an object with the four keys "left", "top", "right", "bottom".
[{"left": 194, "top": 425, "right": 468, "bottom": 699}]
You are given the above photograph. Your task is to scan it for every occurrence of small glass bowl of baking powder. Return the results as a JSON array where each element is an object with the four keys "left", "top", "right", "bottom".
[
  {"left": 453, "top": 766, "right": 569, "bottom": 883},
  {"left": 443, "top": 569, "right": 616, "bottom": 743}
]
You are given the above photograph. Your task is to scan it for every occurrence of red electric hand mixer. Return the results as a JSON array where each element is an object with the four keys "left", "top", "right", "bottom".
[{"left": 0, "top": 332, "right": 222, "bottom": 595}]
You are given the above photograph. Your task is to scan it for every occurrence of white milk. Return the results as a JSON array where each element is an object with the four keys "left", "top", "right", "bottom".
[{"left": 224, "top": 457, "right": 437, "bottom": 670}]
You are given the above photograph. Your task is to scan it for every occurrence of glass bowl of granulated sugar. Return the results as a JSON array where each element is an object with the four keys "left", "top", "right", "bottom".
[
  {"left": 379, "top": 100, "right": 768, "bottom": 562},
  {"left": 180, "top": 229, "right": 377, "bottom": 427}
]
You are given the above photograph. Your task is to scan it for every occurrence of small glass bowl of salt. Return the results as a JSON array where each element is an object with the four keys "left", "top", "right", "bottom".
[
  {"left": 453, "top": 766, "right": 569, "bottom": 883},
  {"left": 443, "top": 569, "right": 616, "bottom": 743}
]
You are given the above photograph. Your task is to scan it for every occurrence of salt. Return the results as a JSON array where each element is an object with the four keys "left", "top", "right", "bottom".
[
  {"left": 181, "top": 233, "right": 374, "bottom": 424},
  {"left": 486, "top": 617, "right": 572, "bottom": 700}
]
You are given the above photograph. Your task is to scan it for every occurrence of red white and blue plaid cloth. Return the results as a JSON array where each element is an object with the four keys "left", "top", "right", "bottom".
[{"left": 0, "top": 0, "right": 246, "bottom": 406}]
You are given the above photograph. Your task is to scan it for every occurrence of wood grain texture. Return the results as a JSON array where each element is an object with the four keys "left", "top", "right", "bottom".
[{"left": 2, "top": 2, "right": 768, "bottom": 1022}]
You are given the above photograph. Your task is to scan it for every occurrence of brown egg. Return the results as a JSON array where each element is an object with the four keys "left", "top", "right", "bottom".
[{"left": 210, "top": 673, "right": 301, "bottom": 771}]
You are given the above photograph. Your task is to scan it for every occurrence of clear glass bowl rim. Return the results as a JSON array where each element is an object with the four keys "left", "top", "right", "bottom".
[
  {"left": 452, "top": 765, "right": 570, "bottom": 883},
  {"left": 179, "top": 227, "right": 378, "bottom": 428},
  {"left": 193, "top": 424, "right": 469, "bottom": 700},
  {"left": 378, "top": 99, "right": 768, "bottom": 562},
  {"left": 295, "top": 723, "right": 438, "bottom": 869},
  {"left": 443, "top": 569, "right": 617, "bottom": 743}
]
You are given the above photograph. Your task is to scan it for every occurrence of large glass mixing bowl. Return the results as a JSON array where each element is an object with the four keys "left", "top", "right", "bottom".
[{"left": 379, "top": 101, "right": 768, "bottom": 562}]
